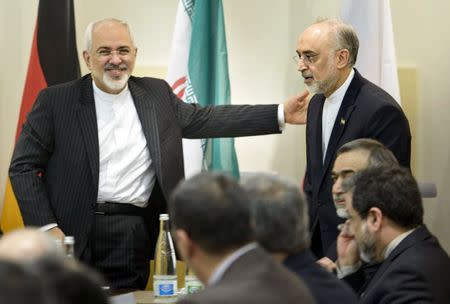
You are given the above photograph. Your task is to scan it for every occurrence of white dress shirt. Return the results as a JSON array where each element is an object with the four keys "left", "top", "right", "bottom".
[
  {"left": 93, "top": 81, "right": 155, "bottom": 207},
  {"left": 322, "top": 69, "right": 355, "bottom": 161}
]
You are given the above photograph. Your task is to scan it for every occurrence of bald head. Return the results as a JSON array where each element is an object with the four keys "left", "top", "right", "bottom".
[{"left": 0, "top": 228, "right": 62, "bottom": 262}]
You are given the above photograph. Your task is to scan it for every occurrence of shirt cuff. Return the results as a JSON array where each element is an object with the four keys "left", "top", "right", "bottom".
[
  {"left": 277, "top": 104, "right": 285, "bottom": 131},
  {"left": 336, "top": 261, "right": 362, "bottom": 279},
  {"left": 40, "top": 223, "right": 58, "bottom": 232}
]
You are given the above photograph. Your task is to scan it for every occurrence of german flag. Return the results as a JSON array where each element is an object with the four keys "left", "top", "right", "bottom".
[{"left": 1, "top": 0, "right": 80, "bottom": 232}]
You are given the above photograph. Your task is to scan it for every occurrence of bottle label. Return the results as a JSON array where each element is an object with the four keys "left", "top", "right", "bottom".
[
  {"left": 185, "top": 276, "right": 203, "bottom": 294},
  {"left": 153, "top": 276, "right": 177, "bottom": 297}
]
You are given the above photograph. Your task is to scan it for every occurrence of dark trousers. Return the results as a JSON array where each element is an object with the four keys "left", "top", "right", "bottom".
[
  {"left": 90, "top": 213, "right": 152, "bottom": 289},
  {"left": 82, "top": 185, "right": 167, "bottom": 289}
]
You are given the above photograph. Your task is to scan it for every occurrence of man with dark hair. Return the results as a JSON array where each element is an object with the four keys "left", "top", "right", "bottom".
[
  {"left": 318, "top": 138, "right": 399, "bottom": 270},
  {"left": 243, "top": 173, "right": 357, "bottom": 304},
  {"left": 170, "top": 172, "right": 315, "bottom": 304},
  {"left": 291, "top": 17, "right": 411, "bottom": 259},
  {"left": 0, "top": 260, "right": 47, "bottom": 304},
  {"left": 337, "top": 166, "right": 450, "bottom": 303},
  {"left": 32, "top": 257, "right": 109, "bottom": 304},
  {"left": 331, "top": 138, "right": 399, "bottom": 220}
]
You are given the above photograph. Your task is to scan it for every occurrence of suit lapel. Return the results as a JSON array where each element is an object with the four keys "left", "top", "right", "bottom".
[
  {"left": 322, "top": 103, "right": 356, "bottom": 171},
  {"left": 313, "top": 96, "right": 325, "bottom": 172},
  {"left": 128, "top": 78, "right": 162, "bottom": 181},
  {"left": 320, "top": 70, "right": 365, "bottom": 185},
  {"left": 76, "top": 75, "right": 100, "bottom": 191}
]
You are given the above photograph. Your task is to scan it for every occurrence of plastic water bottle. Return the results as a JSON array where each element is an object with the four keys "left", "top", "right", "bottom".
[
  {"left": 153, "top": 214, "right": 177, "bottom": 303},
  {"left": 184, "top": 266, "right": 203, "bottom": 295}
]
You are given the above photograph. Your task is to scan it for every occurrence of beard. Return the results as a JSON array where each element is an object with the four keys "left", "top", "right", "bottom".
[
  {"left": 357, "top": 222, "right": 377, "bottom": 263},
  {"left": 333, "top": 193, "right": 349, "bottom": 219},
  {"left": 336, "top": 206, "right": 350, "bottom": 219},
  {"left": 103, "top": 63, "right": 130, "bottom": 92},
  {"left": 304, "top": 53, "right": 339, "bottom": 95}
]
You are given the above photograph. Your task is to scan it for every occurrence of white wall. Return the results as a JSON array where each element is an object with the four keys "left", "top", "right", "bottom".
[{"left": 1, "top": 0, "right": 449, "bottom": 252}]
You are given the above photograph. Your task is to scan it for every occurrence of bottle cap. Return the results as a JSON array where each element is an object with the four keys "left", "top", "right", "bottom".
[
  {"left": 63, "top": 236, "right": 75, "bottom": 244},
  {"left": 159, "top": 214, "right": 169, "bottom": 220}
]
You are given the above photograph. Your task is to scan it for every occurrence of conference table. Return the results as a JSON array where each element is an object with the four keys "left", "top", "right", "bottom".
[
  {"left": 110, "top": 290, "right": 186, "bottom": 304},
  {"left": 110, "top": 290, "right": 155, "bottom": 304}
]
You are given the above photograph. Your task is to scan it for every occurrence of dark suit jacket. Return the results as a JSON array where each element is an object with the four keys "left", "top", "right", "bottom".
[
  {"left": 178, "top": 246, "right": 315, "bottom": 304},
  {"left": 304, "top": 70, "right": 411, "bottom": 257},
  {"left": 344, "top": 225, "right": 450, "bottom": 304},
  {"left": 283, "top": 250, "right": 357, "bottom": 304},
  {"left": 9, "top": 74, "right": 280, "bottom": 258}
]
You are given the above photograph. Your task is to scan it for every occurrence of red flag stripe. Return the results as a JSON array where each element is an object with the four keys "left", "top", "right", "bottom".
[{"left": 15, "top": 24, "right": 47, "bottom": 141}]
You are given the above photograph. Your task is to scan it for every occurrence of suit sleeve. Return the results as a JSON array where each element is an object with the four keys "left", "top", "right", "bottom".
[
  {"left": 162, "top": 81, "right": 281, "bottom": 138},
  {"left": 9, "top": 89, "right": 57, "bottom": 226},
  {"left": 366, "top": 104, "right": 411, "bottom": 168}
]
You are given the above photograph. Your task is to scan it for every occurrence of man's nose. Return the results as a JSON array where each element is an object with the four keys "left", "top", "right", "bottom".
[
  {"left": 332, "top": 177, "right": 343, "bottom": 194},
  {"left": 298, "top": 60, "right": 308, "bottom": 72},
  {"left": 109, "top": 52, "right": 122, "bottom": 64}
]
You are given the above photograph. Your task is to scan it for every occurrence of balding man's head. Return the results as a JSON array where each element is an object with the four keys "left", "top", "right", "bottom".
[{"left": 0, "top": 228, "right": 62, "bottom": 262}]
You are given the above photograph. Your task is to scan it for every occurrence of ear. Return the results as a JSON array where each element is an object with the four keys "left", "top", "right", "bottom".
[
  {"left": 83, "top": 50, "right": 92, "bottom": 70},
  {"left": 175, "top": 229, "right": 194, "bottom": 261},
  {"left": 336, "top": 49, "right": 350, "bottom": 69},
  {"left": 366, "top": 207, "right": 383, "bottom": 231}
]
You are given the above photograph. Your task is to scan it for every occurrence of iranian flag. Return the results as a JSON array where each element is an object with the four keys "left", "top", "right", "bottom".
[{"left": 167, "top": 0, "right": 240, "bottom": 178}]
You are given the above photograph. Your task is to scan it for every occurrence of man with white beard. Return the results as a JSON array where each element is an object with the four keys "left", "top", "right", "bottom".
[
  {"left": 9, "top": 18, "right": 309, "bottom": 289},
  {"left": 289, "top": 18, "right": 411, "bottom": 260},
  {"left": 331, "top": 138, "right": 399, "bottom": 220},
  {"left": 336, "top": 166, "right": 450, "bottom": 303},
  {"left": 318, "top": 138, "right": 400, "bottom": 272}
]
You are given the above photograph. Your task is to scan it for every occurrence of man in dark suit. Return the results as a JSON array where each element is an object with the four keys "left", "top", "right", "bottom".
[
  {"left": 170, "top": 172, "right": 315, "bottom": 304},
  {"left": 8, "top": 18, "right": 308, "bottom": 289},
  {"left": 292, "top": 18, "right": 411, "bottom": 258},
  {"left": 319, "top": 139, "right": 400, "bottom": 279},
  {"left": 242, "top": 173, "right": 357, "bottom": 304},
  {"left": 337, "top": 166, "right": 450, "bottom": 303}
]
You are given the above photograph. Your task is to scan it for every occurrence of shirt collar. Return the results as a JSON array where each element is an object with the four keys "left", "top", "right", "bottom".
[
  {"left": 207, "top": 242, "right": 258, "bottom": 286},
  {"left": 383, "top": 228, "right": 416, "bottom": 259},
  {"left": 326, "top": 68, "right": 355, "bottom": 103}
]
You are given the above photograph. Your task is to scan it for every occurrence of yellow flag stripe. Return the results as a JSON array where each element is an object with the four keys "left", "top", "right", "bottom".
[{"left": 0, "top": 178, "right": 24, "bottom": 232}]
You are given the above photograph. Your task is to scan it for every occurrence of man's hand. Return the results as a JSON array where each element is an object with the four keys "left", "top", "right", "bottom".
[
  {"left": 284, "top": 90, "right": 310, "bottom": 124},
  {"left": 47, "top": 227, "right": 65, "bottom": 241},
  {"left": 337, "top": 221, "right": 360, "bottom": 267},
  {"left": 317, "top": 257, "right": 337, "bottom": 273}
]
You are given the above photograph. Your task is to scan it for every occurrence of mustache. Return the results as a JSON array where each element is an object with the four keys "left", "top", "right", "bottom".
[
  {"left": 333, "top": 193, "right": 345, "bottom": 203},
  {"left": 302, "top": 72, "right": 313, "bottom": 78},
  {"left": 104, "top": 63, "right": 128, "bottom": 71}
]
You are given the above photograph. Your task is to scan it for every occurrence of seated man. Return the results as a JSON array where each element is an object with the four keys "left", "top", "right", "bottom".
[
  {"left": 169, "top": 172, "right": 315, "bottom": 304},
  {"left": 337, "top": 166, "right": 450, "bottom": 303},
  {"left": 318, "top": 138, "right": 399, "bottom": 271},
  {"left": 0, "top": 228, "right": 62, "bottom": 262},
  {"left": 243, "top": 173, "right": 357, "bottom": 304}
]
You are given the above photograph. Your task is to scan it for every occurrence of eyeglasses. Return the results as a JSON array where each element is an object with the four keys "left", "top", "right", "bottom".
[
  {"left": 95, "top": 47, "right": 133, "bottom": 58},
  {"left": 292, "top": 53, "right": 319, "bottom": 65}
]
